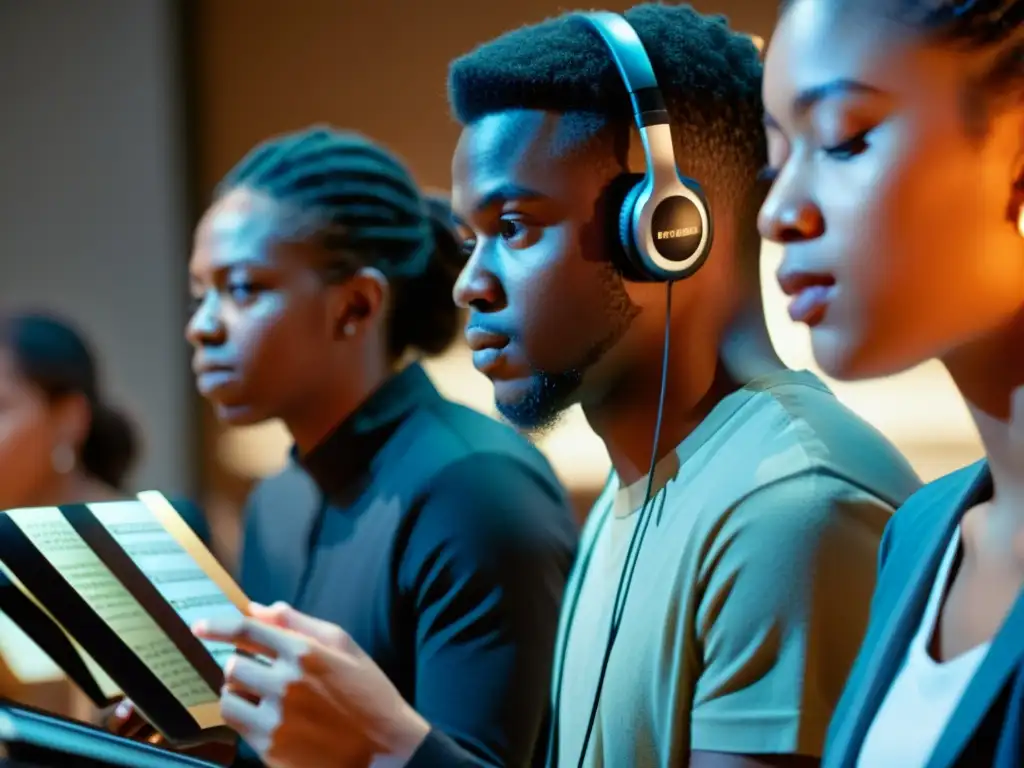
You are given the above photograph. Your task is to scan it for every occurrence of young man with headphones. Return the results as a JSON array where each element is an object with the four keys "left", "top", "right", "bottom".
[
  {"left": 190, "top": 5, "right": 922, "bottom": 767},
  {"left": 437, "top": 7, "right": 920, "bottom": 767}
]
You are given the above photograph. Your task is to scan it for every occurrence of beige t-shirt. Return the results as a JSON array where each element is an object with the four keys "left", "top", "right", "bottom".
[{"left": 552, "top": 370, "right": 921, "bottom": 767}]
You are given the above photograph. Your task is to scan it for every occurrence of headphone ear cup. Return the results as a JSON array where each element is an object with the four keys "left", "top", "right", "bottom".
[
  {"left": 618, "top": 183, "right": 645, "bottom": 263},
  {"left": 601, "top": 174, "right": 649, "bottom": 281},
  {"left": 599, "top": 173, "right": 646, "bottom": 280},
  {"left": 680, "top": 175, "right": 714, "bottom": 267},
  {"left": 680, "top": 175, "right": 710, "bottom": 220}
]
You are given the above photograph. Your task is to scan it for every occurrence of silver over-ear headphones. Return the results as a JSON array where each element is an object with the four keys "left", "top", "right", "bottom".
[
  {"left": 579, "top": 11, "right": 714, "bottom": 282},
  {"left": 544, "top": 14, "right": 713, "bottom": 768}
]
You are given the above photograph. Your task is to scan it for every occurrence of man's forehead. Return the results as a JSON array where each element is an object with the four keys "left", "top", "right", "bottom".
[
  {"left": 451, "top": 109, "right": 613, "bottom": 213},
  {"left": 455, "top": 111, "right": 564, "bottom": 173}
]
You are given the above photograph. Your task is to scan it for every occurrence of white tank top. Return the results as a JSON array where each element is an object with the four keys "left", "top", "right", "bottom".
[{"left": 856, "top": 527, "right": 991, "bottom": 767}]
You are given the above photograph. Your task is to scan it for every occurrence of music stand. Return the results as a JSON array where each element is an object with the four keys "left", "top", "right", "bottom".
[{"left": 0, "top": 700, "right": 216, "bottom": 767}]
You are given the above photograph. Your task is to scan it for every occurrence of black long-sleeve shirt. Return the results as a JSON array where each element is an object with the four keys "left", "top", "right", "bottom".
[{"left": 235, "top": 364, "right": 577, "bottom": 767}]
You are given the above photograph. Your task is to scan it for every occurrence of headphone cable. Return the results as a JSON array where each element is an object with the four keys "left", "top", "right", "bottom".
[{"left": 546, "top": 281, "right": 674, "bottom": 767}]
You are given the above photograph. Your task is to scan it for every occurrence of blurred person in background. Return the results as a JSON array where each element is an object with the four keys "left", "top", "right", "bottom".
[
  {"left": 0, "top": 312, "right": 139, "bottom": 510},
  {"left": 759, "top": 0, "right": 1024, "bottom": 764},
  {"left": 0, "top": 311, "right": 209, "bottom": 540},
  {"left": 0, "top": 311, "right": 209, "bottom": 542},
  {"left": 115, "top": 126, "right": 577, "bottom": 767},
  {"left": 0, "top": 311, "right": 210, "bottom": 712}
]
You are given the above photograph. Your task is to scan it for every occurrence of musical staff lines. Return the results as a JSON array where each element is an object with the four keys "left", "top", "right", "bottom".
[
  {"left": 6, "top": 508, "right": 216, "bottom": 709},
  {"left": 88, "top": 502, "right": 245, "bottom": 677}
]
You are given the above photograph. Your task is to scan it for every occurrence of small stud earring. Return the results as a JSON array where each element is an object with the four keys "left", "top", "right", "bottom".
[
  {"left": 343, "top": 323, "right": 356, "bottom": 337},
  {"left": 51, "top": 444, "right": 75, "bottom": 475}
]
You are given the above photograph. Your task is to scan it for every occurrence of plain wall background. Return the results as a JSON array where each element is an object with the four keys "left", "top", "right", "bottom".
[{"left": 0, "top": 0, "right": 196, "bottom": 495}]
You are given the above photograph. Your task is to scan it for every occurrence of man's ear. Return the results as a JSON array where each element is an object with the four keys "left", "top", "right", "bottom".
[{"left": 327, "top": 267, "right": 389, "bottom": 339}]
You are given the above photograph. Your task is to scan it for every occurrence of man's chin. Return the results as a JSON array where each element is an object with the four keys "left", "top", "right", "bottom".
[
  {"left": 493, "top": 372, "right": 579, "bottom": 435},
  {"left": 495, "top": 400, "right": 564, "bottom": 437}
]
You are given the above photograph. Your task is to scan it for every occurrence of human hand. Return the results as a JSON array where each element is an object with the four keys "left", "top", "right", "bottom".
[
  {"left": 193, "top": 601, "right": 431, "bottom": 768},
  {"left": 104, "top": 698, "right": 237, "bottom": 765}
]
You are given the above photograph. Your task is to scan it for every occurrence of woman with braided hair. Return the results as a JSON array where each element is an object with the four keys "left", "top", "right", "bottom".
[
  {"left": 759, "top": 1, "right": 1024, "bottom": 765},
  {"left": 112, "top": 126, "right": 577, "bottom": 767}
]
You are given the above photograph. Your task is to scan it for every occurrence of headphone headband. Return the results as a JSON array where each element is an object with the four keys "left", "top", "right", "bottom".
[
  {"left": 573, "top": 11, "right": 714, "bottom": 282},
  {"left": 577, "top": 12, "right": 670, "bottom": 129}
]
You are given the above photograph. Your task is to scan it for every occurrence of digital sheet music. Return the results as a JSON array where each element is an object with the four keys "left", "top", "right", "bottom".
[
  {"left": 87, "top": 501, "right": 243, "bottom": 671},
  {"left": 5, "top": 508, "right": 216, "bottom": 710},
  {"left": 0, "top": 564, "right": 119, "bottom": 698}
]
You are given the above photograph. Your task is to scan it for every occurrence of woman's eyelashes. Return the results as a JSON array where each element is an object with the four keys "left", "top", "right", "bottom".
[
  {"left": 226, "top": 280, "right": 264, "bottom": 304},
  {"left": 757, "top": 126, "right": 875, "bottom": 186},
  {"left": 187, "top": 279, "right": 267, "bottom": 315},
  {"left": 822, "top": 128, "right": 873, "bottom": 161}
]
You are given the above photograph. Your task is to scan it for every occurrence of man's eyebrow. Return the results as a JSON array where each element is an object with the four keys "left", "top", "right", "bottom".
[{"left": 452, "top": 183, "right": 545, "bottom": 226}]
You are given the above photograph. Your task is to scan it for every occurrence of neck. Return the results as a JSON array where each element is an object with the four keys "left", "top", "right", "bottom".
[
  {"left": 943, "top": 310, "right": 1024, "bottom": 519},
  {"left": 283, "top": 354, "right": 393, "bottom": 455},
  {"left": 584, "top": 297, "right": 786, "bottom": 486}
]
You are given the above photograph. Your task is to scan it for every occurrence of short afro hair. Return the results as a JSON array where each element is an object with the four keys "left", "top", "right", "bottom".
[{"left": 448, "top": 3, "right": 766, "bottom": 214}]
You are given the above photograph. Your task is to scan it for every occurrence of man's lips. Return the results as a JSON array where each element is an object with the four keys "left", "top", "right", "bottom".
[
  {"left": 471, "top": 347, "right": 504, "bottom": 372},
  {"left": 464, "top": 328, "right": 509, "bottom": 353},
  {"left": 464, "top": 328, "right": 526, "bottom": 379}
]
